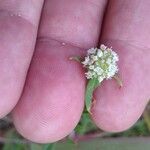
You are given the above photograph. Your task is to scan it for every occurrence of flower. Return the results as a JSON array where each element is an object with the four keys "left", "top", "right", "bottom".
[
  {"left": 82, "top": 44, "right": 119, "bottom": 83},
  {"left": 87, "top": 48, "right": 97, "bottom": 54}
]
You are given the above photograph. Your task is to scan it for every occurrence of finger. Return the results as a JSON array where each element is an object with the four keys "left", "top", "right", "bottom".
[
  {"left": 91, "top": 0, "right": 150, "bottom": 132},
  {"left": 12, "top": 0, "right": 107, "bottom": 143},
  {"left": 0, "top": 0, "right": 44, "bottom": 117}
]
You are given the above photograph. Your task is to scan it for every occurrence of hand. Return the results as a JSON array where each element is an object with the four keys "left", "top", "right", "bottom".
[{"left": 0, "top": 0, "right": 150, "bottom": 143}]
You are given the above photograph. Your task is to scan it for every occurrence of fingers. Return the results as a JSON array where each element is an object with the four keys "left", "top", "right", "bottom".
[
  {"left": 0, "top": 0, "right": 44, "bottom": 117},
  {"left": 12, "top": 0, "right": 107, "bottom": 143},
  {"left": 91, "top": 0, "right": 150, "bottom": 132},
  {"left": 38, "top": 0, "right": 107, "bottom": 49}
]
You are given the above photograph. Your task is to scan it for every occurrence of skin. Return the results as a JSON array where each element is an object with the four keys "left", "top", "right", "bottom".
[{"left": 0, "top": 0, "right": 149, "bottom": 143}]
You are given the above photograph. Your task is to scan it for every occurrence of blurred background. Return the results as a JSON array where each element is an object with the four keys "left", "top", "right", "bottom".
[{"left": 1, "top": 102, "right": 150, "bottom": 150}]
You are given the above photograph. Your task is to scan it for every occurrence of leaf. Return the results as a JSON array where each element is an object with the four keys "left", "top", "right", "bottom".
[
  {"left": 85, "top": 78, "right": 100, "bottom": 113},
  {"left": 2, "top": 129, "right": 28, "bottom": 150},
  {"left": 75, "top": 111, "right": 98, "bottom": 135},
  {"left": 143, "top": 100, "right": 150, "bottom": 131},
  {"left": 30, "top": 143, "right": 42, "bottom": 150},
  {"left": 69, "top": 56, "right": 82, "bottom": 63},
  {"left": 43, "top": 143, "right": 56, "bottom": 150},
  {"left": 66, "top": 138, "right": 76, "bottom": 145},
  {"left": 3, "top": 143, "right": 27, "bottom": 150},
  {"left": 113, "top": 74, "right": 123, "bottom": 87}
]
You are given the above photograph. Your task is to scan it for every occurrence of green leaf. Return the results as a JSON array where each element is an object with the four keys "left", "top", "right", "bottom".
[
  {"left": 30, "top": 143, "right": 42, "bottom": 150},
  {"left": 113, "top": 74, "right": 123, "bottom": 87},
  {"left": 43, "top": 143, "right": 56, "bottom": 150},
  {"left": 2, "top": 129, "right": 28, "bottom": 150},
  {"left": 143, "top": 100, "right": 150, "bottom": 132},
  {"left": 85, "top": 78, "right": 100, "bottom": 113},
  {"left": 75, "top": 111, "right": 98, "bottom": 135},
  {"left": 66, "top": 138, "right": 75, "bottom": 145},
  {"left": 3, "top": 143, "right": 27, "bottom": 150},
  {"left": 69, "top": 56, "right": 82, "bottom": 63}
]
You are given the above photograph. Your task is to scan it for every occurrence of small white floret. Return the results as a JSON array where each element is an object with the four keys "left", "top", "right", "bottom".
[
  {"left": 82, "top": 56, "right": 90, "bottom": 66},
  {"left": 89, "top": 65, "right": 95, "bottom": 70},
  {"left": 100, "top": 44, "right": 107, "bottom": 50},
  {"left": 91, "top": 55, "right": 98, "bottom": 61},
  {"left": 87, "top": 48, "right": 97, "bottom": 54},
  {"left": 97, "top": 50, "right": 103, "bottom": 58}
]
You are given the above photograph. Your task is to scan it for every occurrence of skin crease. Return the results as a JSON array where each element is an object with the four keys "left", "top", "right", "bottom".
[{"left": 0, "top": 0, "right": 148, "bottom": 143}]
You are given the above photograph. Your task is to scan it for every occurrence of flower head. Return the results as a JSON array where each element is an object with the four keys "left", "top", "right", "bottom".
[{"left": 82, "top": 44, "right": 119, "bottom": 83}]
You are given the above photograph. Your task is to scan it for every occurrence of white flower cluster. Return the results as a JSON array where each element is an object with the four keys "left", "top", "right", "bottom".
[{"left": 82, "top": 44, "right": 119, "bottom": 83}]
